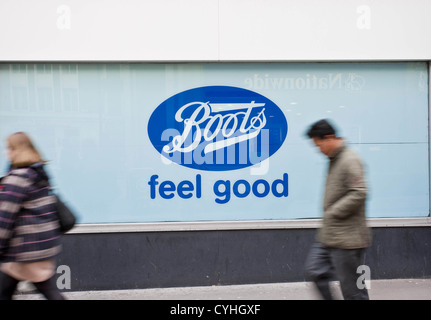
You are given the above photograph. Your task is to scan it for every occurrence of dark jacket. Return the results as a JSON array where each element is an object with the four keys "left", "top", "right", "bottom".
[
  {"left": 0, "top": 163, "right": 61, "bottom": 262},
  {"left": 317, "top": 143, "right": 372, "bottom": 249}
]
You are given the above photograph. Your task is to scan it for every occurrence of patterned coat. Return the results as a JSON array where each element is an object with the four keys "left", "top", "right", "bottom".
[{"left": 0, "top": 163, "right": 61, "bottom": 262}]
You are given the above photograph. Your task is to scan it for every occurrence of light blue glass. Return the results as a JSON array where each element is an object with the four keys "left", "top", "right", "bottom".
[{"left": 0, "top": 62, "right": 428, "bottom": 223}]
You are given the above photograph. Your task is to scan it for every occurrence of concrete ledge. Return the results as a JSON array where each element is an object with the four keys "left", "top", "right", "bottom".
[{"left": 68, "top": 217, "right": 431, "bottom": 234}]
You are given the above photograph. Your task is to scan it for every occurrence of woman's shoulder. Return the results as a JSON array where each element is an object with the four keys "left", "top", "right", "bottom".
[
  {"left": 9, "top": 167, "right": 32, "bottom": 176},
  {"left": 8, "top": 163, "right": 45, "bottom": 179},
  {"left": 1, "top": 167, "right": 35, "bottom": 188}
]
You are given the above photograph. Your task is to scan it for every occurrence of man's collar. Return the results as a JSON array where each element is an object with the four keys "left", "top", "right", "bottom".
[{"left": 329, "top": 140, "right": 345, "bottom": 160}]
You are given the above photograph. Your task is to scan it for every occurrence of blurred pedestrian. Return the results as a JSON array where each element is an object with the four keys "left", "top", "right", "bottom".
[
  {"left": 304, "top": 119, "right": 371, "bottom": 300},
  {"left": 0, "top": 132, "right": 64, "bottom": 300}
]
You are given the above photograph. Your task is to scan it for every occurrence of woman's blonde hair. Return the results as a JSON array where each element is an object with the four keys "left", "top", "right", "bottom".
[{"left": 7, "top": 132, "right": 44, "bottom": 167}]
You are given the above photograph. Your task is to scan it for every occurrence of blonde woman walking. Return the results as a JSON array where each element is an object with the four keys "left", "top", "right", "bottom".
[{"left": 0, "top": 132, "right": 64, "bottom": 300}]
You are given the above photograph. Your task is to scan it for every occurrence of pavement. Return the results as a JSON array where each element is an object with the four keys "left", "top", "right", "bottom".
[{"left": 13, "top": 278, "right": 431, "bottom": 300}]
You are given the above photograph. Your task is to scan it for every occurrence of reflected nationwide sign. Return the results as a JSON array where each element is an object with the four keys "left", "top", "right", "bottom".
[{"left": 147, "top": 86, "right": 288, "bottom": 203}]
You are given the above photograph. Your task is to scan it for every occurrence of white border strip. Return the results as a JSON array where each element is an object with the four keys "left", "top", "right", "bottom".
[{"left": 67, "top": 217, "right": 431, "bottom": 234}]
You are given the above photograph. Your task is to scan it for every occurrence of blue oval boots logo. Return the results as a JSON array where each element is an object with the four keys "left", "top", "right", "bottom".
[{"left": 148, "top": 86, "right": 288, "bottom": 171}]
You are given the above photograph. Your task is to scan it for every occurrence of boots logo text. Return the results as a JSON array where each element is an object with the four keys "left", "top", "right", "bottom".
[{"left": 148, "top": 86, "right": 288, "bottom": 171}]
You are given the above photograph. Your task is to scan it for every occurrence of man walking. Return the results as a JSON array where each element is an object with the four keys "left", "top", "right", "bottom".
[{"left": 304, "top": 119, "right": 371, "bottom": 300}]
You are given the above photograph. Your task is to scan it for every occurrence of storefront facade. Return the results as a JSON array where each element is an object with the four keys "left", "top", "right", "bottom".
[{"left": 0, "top": 0, "right": 430, "bottom": 290}]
